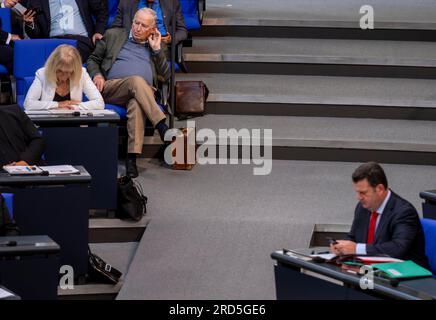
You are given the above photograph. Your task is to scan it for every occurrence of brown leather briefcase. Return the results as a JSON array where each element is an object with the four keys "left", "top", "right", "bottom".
[
  {"left": 175, "top": 81, "right": 209, "bottom": 120},
  {"left": 171, "top": 127, "right": 197, "bottom": 170}
]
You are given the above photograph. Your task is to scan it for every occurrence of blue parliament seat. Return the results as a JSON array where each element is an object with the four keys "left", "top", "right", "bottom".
[
  {"left": 12, "top": 39, "right": 128, "bottom": 117},
  {"left": 180, "top": 0, "right": 202, "bottom": 30},
  {"left": 107, "top": 0, "right": 119, "bottom": 28},
  {"left": 13, "top": 39, "right": 78, "bottom": 102},
  {"left": 421, "top": 218, "right": 436, "bottom": 277},
  {"left": 1, "top": 193, "right": 13, "bottom": 219}
]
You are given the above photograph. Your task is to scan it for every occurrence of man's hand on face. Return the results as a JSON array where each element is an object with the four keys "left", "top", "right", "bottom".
[
  {"left": 331, "top": 240, "right": 357, "bottom": 255},
  {"left": 4, "top": 0, "right": 19, "bottom": 8},
  {"left": 148, "top": 29, "right": 162, "bottom": 52}
]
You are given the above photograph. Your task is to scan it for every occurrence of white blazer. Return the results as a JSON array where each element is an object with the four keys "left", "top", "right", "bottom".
[{"left": 24, "top": 67, "right": 105, "bottom": 110}]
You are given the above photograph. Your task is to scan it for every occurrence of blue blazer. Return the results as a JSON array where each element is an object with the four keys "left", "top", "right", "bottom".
[{"left": 347, "top": 191, "right": 429, "bottom": 268}]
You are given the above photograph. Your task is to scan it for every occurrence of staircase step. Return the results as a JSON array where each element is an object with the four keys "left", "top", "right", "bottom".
[
  {"left": 58, "top": 242, "right": 139, "bottom": 300},
  {"left": 185, "top": 37, "right": 436, "bottom": 78},
  {"left": 197, "top": 0, "right": 436, "bottom": 40},
  {"left": 176, "top": 73, "right": 436, "bottom": 120},
  {"left": 175, "top": 114, "right": 436, "bottom": 165},
  {"left": 89, "top": 217, "right": 150, "bottom": 243}
]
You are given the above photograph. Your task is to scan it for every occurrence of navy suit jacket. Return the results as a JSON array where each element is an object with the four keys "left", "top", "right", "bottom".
[{"left": 347, "top": 191, "right": 429, "bottom": 268}]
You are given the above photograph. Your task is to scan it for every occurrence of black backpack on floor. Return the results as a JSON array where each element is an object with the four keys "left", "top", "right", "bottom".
[{"left": 116, "top": 176, "right": 147, "bottom": 221}]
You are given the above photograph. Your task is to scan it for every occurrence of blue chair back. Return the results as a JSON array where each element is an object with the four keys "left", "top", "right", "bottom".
[
  {"left": 421, "top": 218, "right": 436, "bottom": 276},
  {"left": 1, "top": 193, "right": 14, "bottom": 219},
  {"left": 0, "top": 8, "right": 12, "bottom": 33},
  {"left": 180, "top": 0, "right": 201, "bottom": 30},
  {"left": 13, "top": 39, "right": 78, "bottom": 97},
  {"left": 107, "top": 0, "right": 119, "bottom": 28}
]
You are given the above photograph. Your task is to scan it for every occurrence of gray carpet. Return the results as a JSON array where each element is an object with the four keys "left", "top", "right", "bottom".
[
  {"left": 205, "top": 0, "right": 436, "bottom": 26},
  {"left": 185, "top": 37, "right": 436, "bottom": 67},
  {"left": 176, "top": 73, "right": 436, "bottom": 108},
  {"left": 117, "top": 160, "right": 436, "bottom": 299},
  {"left": 177, "top": 114, "right": 436, "bottom": 146}
]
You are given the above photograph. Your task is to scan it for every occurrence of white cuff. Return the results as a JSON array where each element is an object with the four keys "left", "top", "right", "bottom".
[
  {"left": 356, "top": 243, "right": 367, "bottom": 255},
  {"left": 5, "top": 33, "right": 11, "bottom": 45},
  {"left": 0, "top": 2, "right": 5, "bottom": 9}
]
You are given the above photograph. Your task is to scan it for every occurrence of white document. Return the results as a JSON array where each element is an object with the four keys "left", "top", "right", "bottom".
[
  {"left": 356, "top": 256, "right": 403, "bottom": 263},
  {"left": 310, "top": 253, "right": 337, "bottom": 261},
  {"left": 25, "top": 109, "right": 116, "bottom": 116},
  {"left": 3, "top": 165, "right": 44, "bottom": 175},
  {"left": 39, "top": 165, "right": 80, "bottom": 175},
  {"left": 0, "top": 288, "right": 14, "bottom": 299}
]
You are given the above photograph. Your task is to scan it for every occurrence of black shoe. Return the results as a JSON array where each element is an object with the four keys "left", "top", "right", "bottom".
[
  {"left": 156, "top": 120, "right": 169, "bottom": 142},
  {"left": 126, "top": 154, "right": 138, "bottom": 178}
]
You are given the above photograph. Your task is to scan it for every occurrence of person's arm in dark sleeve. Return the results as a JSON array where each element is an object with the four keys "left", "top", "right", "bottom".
[
  {"left": 152, "top": 44, "right": 170, "bottom": 82},
  {"left": 366, "top": 207, "right": 419, "bottom": 259},
  {"left": 24, "top": 0, "right": 42, "bottom": 38},
  {"left": 18, "top": 110, "right": 44, "bottom": 165},
  {"left": 0, "top": 29, "right": 8, "bottom": 44},
  {"left": 86, "top": 33, "right": 107, "bottom": 78},
  {"left": 173, "top": 0, "right": 187, "bottom": 43},
  {"left": 89, "top": 0, "right": 109, "bottom": 35}
]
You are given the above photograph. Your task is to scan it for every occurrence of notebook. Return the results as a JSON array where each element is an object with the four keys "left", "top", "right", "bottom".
[{"left": 372, "top": 260, "right": 433, "bottom": 279}]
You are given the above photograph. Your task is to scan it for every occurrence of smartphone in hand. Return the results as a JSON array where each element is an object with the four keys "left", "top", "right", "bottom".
[
  {"left": 326, "top": 237, "right": 338, "bottom": 245},
  {"left": 24, "top": 7, "right": 41, "bottom": 16}
]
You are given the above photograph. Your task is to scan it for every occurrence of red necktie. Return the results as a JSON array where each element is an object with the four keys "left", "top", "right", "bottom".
[{"left": 367, "top": 211, "right": 379, "bottom": 244}]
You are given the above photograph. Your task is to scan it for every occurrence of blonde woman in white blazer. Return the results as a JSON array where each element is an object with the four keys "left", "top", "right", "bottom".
[{"left": 24, "top": 45, "right": 105, "bottom": 111}]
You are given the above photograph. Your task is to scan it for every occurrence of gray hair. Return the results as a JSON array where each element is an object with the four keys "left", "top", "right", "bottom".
[{"left": 133, "top": 7, "right": 157, "bottom": 24}]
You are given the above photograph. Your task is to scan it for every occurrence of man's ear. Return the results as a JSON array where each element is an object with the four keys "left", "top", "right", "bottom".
[{"left": 375, "top": 184, "right": 385, "bottom": 194}]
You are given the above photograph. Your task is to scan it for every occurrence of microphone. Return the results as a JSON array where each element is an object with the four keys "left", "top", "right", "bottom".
[{"left": 0, "top": 241, "right": 17, "bottom": 247}]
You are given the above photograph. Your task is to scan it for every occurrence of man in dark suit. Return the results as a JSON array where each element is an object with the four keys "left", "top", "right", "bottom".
[
  {"left": 0, "top": 0, "right": 22, "bottom": 73},
  {"left": 23, "top": 0, "right": 108, "bottom": 61},
  {"left": 0, "top": 104, "right": 45, "bottom": 167},
  {"left": 112, "top": 0, "right": 187, "bottom": 45},
  {"left": 331, "top": 162, "right": 429, "bottom": 268}
]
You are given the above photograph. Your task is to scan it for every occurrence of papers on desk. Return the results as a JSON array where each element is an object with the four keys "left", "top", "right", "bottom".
[
  {"left": 3, "top": 165, "right": 44, "bottom": 175},
  {"left": 355, "top": 256, "right": 403, "bottom": 264},
  {"left": 39, "top": 165, "right": 80, "bottom": 175},
  {"left": 310, "top": 253, "right": 337, "bottom": 261},
  {"left": 25, "top": 109, "right": 116, "bottom": 116},
  {"left": 3, "top": 165, "right": 79, "bottom": 176},
  {"left": 0, "top": 288, "right": 14, "bottom": 299}
]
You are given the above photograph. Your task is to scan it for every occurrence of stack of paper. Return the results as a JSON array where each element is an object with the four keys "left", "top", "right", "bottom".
[
  {"left": 39, "top": 165, "right": 80, "bottom": 175},
  {"left": 2, "top": 166, "right": 44, "bottom": 175}
]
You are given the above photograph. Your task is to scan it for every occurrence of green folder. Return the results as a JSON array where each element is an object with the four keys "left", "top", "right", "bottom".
[{"left": 372, "top": 260, "right": 433, "bottom": 279}]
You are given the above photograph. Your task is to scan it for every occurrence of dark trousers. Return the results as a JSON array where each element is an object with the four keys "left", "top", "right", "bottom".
[
  {"left": 53, "top": 34, "right": 93, "bottom": 63},
  {"left": 0, "top": 45, "right": 13, "bottom": 74}
]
